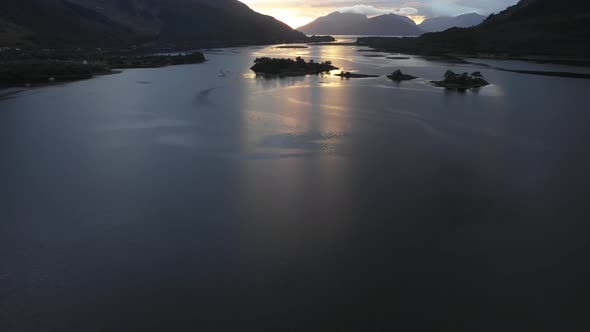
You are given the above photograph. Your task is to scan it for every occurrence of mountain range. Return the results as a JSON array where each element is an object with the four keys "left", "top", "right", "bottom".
[
  {"left": 359, "top": 0, "right": 590, "bottom": 57},
  {"left": 0, "top": 0, "right": 306, "bottom": 48},
  {"left": 419, "top": 13, "right": 486, "bottom": 32},
  {"left": 1, "top": 0, "right": 588, "bottom": 58},
  {"left": 297, "top": 12, "right": 423, "bottom": 36}
]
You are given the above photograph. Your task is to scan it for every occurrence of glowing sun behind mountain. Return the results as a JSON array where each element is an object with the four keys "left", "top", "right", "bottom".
[{"left": 256, "top": 8, "right": 316, "bottom": 28}]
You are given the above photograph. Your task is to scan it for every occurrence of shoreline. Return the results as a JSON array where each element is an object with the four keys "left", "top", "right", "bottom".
[
  {"left": 0, "top": 36, "right": 337, "bottom": 88},
  {"left": 4, "top": 38, "right": 590, "bottom": 89},
  {"left": 0, "top": 52, "right": 206, "bottom": 87},
  {"left": 354, "top": 36, "right": 590, "bottom": 68}
]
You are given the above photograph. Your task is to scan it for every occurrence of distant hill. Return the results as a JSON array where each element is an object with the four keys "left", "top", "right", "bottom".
[
  {"left": 419, "top": 13, "right": 486, "bottom": 32},
  {"left": 0, "top": 0, "right": 306, "bottom": 48},
  {"left": 297, "top": 12, "right": 423, "bottom": 36},
  {"left": 359, "top": 0, "right": 590, "bottom": 57}
]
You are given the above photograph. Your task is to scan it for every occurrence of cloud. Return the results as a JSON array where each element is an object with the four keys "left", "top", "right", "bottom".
[
  {"left": 337, "top": 5, "right": 418, "bottom": 16},
  {"left": 241, "top": 0, "right": 520, "bottom": 27},
  {"left": 414, "top": 0, "right": 518, "bottom": 17}
]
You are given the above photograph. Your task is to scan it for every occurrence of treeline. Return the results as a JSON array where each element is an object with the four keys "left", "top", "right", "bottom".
[
  {"left": 0, "top": 51, "right": 206, "bottom": 86},
  {"left": 0, "top": 61, "right": 109, "bottom": 84}
]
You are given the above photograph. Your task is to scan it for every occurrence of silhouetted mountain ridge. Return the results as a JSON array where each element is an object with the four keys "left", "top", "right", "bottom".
[
  {"left": 359, "top": 0, "right": 590, "bottom": 57},
  {"left": 0, "top": 0, "right": 306, "bottom": 47},
  {"left": 419, "top": 13, "right": 486, "bottom": 32},
  {"left": 298, "top": 12, "right": 423, "bottom": 36}
]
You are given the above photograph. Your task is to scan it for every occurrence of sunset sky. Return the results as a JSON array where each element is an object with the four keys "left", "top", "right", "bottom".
[{"left": 241, "top": 0, "right": 519, "bottom": 28}]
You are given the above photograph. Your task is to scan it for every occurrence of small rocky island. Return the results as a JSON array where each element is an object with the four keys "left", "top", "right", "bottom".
[
  {"left": 250, "top": 57, "right": 338, "bottom": 77},
  {"left": 387, "top": 70, "right": 417, "bottom": 81},
  {"left": 335, "top": 71, "right": 379, "bottom": 78},
  {"left": 432, "top": 70, "right": 489, "bottom": 89}
]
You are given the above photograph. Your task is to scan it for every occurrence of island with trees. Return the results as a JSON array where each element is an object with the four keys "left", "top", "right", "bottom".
[
  {"left": 250, "top": 57, "right": 338, "bottom": 77},
  {"left": 432, "top": 70, "right": 489, "bottom": 89},
  {"left": 307, "top": 36, "right": 337, "bottom": 43}
]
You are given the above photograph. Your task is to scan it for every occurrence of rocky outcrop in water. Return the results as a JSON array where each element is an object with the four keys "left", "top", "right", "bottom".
[{"left": 387, "top": 70, "right": 417, "bottom": 81}]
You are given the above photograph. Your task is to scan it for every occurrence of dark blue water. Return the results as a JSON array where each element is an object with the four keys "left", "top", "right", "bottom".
[{"left": 1, "top": 42, "right": 590, "bottom": 331}]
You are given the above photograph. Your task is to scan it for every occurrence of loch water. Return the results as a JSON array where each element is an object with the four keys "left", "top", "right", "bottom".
[{"left": 1, "top": 41, "right": 590, "bottom": 331}]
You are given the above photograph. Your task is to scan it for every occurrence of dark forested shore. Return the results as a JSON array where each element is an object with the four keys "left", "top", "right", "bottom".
[{"left": 0, "top": 49, "right": 206, "bottom": 86}]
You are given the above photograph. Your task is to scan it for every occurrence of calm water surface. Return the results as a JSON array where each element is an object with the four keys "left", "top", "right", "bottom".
[{"left": 1, "top": 41, "right": 590, "bottom": 331}]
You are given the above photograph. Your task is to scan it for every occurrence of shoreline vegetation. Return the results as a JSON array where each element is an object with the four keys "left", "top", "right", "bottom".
[
  {"left": 250, "top": 57, "right": 338, "bottom": 77},
  {"left": 0, "top": 51, "right": 205, "bottom": 86}
]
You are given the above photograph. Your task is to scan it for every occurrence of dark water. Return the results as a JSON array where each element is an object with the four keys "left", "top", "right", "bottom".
[{"left": 1, "top": 42, "right": 590, "bottom": 331}]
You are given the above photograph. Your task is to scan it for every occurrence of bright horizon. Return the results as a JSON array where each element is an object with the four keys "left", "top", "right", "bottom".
[{"left": 240, "top": 1, "right": 519, "bottom": 28}]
